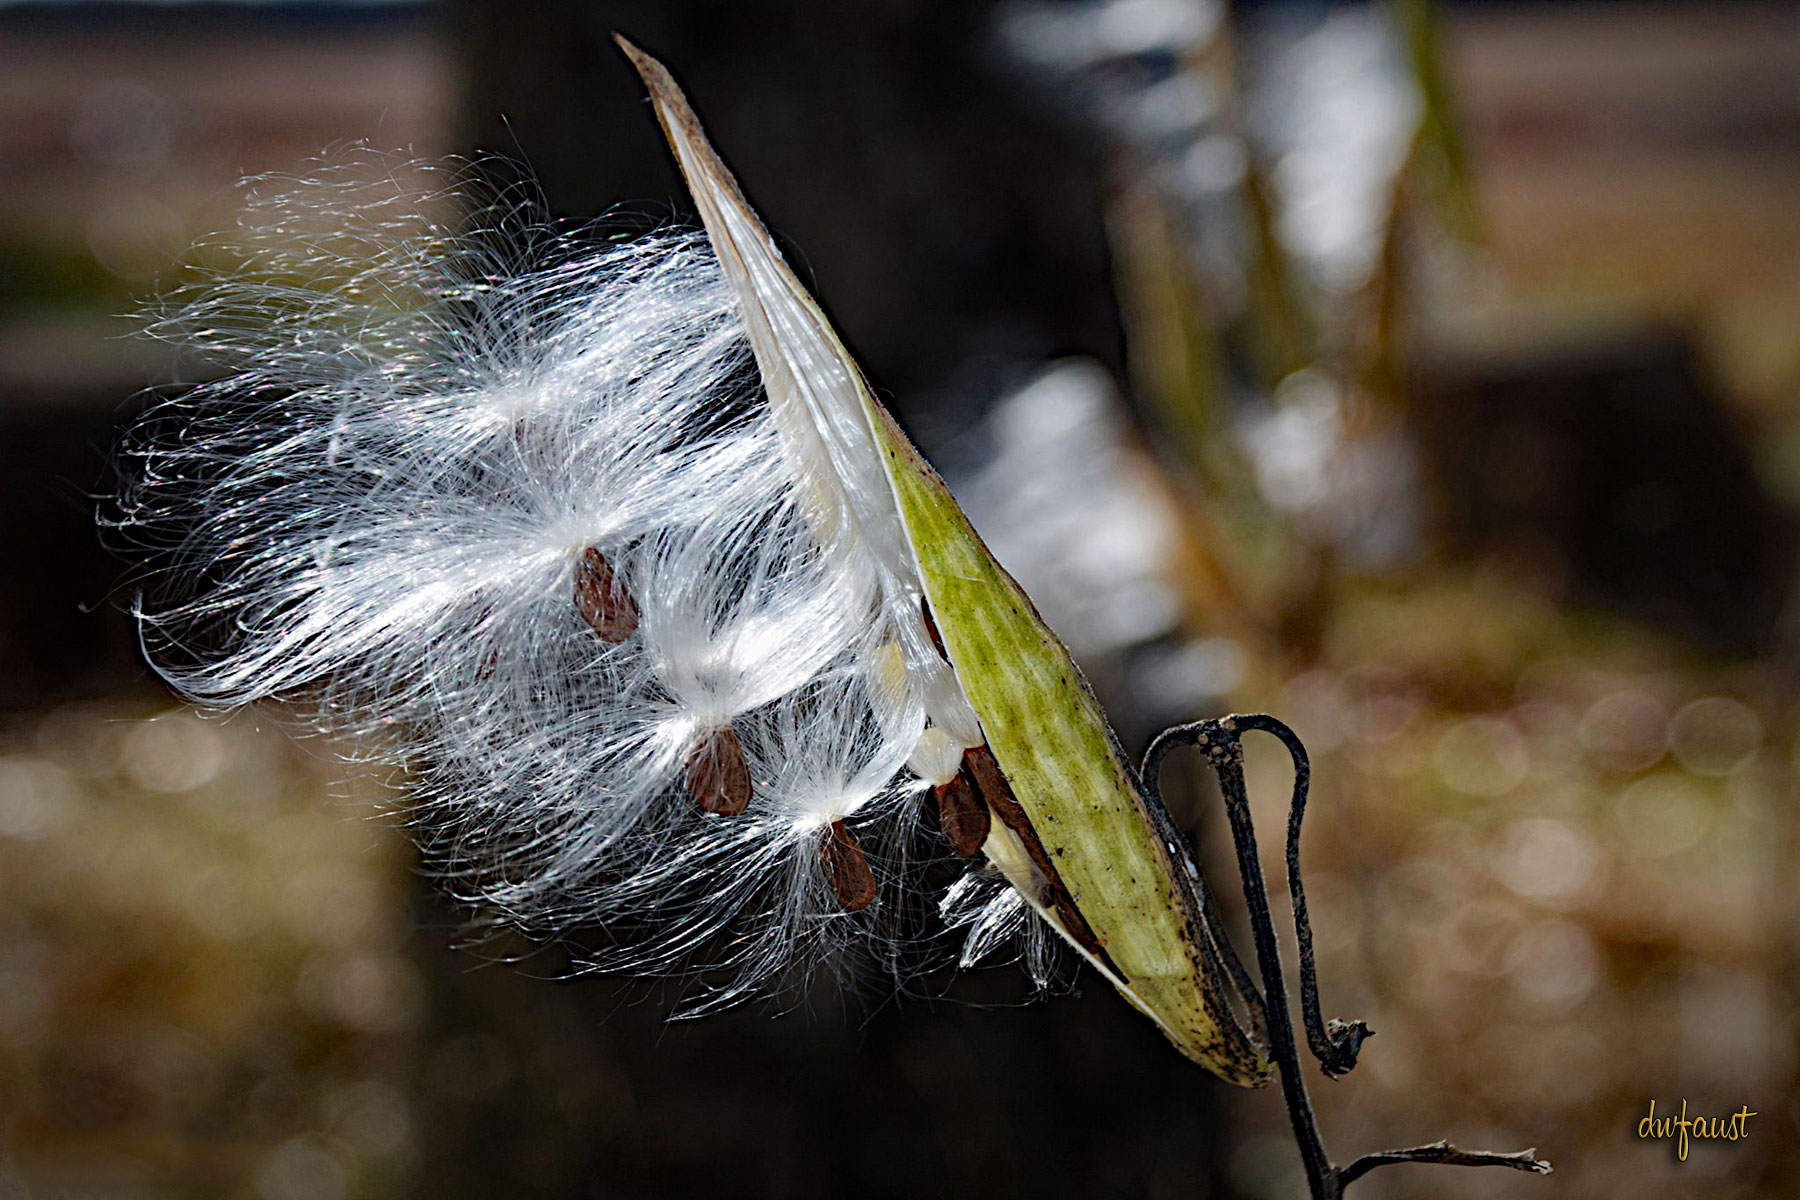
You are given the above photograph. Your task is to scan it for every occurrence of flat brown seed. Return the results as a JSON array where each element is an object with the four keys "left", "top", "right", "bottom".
[
  {"left": 820, "top": 819, "right": 878, "bottom": 911},
  {"left": 574, "top": 547, "right": 639, "bottom": 642},
  {"left": 961, "top": 743, "right": 1022, "bottom": 826},
  {"left": 685, "top": 725, "right": 752, "bottom": 815},
  {"left": 934, "top": 766, "right": 990, "bottom": 857}
]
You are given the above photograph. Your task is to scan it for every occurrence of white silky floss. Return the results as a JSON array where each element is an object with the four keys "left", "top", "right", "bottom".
[{"left": 115, "top": 152, "right": 991, "bottom": 1012}]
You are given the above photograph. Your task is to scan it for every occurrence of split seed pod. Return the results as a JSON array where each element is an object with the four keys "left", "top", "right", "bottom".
[
  {"left": 111, "top": 36, "right": 1269, "bottom": 1083},
  {"left": 621, "top": 39, "right": 1270, "bottom": 1084}
]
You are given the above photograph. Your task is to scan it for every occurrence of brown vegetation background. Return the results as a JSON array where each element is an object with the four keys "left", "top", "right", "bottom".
[{"left": 1, "top": 3, "right": 1798, "bottom": 1198}]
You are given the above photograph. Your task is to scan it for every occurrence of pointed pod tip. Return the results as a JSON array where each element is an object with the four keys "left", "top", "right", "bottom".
[
  {"left": 611, "top": 30, "right": 725, "bottom": 203},
  {"left": 612, "top": 32, "right": 681, "bottom": 104},
  {"left": 615, "top": 33, "right": 658, "bottom": 76},
  {"left": 610, "top": 31, "right": 650, "bottom": 67}
]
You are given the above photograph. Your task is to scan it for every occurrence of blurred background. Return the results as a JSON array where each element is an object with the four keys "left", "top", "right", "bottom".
[{"left": 2, "top": 0, "right": 1799, "bottom": 1197}]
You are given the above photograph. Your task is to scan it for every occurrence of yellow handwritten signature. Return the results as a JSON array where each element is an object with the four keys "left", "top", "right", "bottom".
[{"left": 1638, "top": 1100, "right": 1756, "bottom": 1161}]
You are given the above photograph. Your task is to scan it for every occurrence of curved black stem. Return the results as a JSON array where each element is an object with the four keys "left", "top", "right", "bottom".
[
  {"left": 1235, "top": 714, "right": 1370, "bottom": 1079},
  {"left": 1141, "top": 713, "right": 1552, "bottom": 1198},
  {"left": 1196, "top": 858, "right": 1268, "bottom": 1044},
  {"left": 1143, "top": 715, "right": 1339, "bottom": 1198}
]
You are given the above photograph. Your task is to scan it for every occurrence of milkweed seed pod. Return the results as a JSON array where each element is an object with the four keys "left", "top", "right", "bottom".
[{"left": 111, "top": 38, "right": 1271, "bottom": 1085}]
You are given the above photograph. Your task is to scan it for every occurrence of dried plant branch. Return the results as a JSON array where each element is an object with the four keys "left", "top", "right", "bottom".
[
  {"left": 1142, "top": 714, "right": 1551, "bottom": 1198},
  {"left": 1337, "top": 1141, "right": 1554, "bottom": 1188}
]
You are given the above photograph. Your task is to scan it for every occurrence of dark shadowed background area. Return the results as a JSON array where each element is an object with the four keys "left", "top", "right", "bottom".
[{"left": 3, "top": 2, "right": 1800, "bottom": 1198}]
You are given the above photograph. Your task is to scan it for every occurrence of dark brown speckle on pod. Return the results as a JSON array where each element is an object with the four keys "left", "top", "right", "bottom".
[
  {"left": 685, "top": 725, "right": 752, "bottom": 816},
  {"left": 574, "top": 546, "right": 639, "bottom": 642},
  {"left": 821, "top": 819, "right": 878, "bottom": 911},
  {"left": 934, "top": 763, "right": 990, "bottom": 857}
]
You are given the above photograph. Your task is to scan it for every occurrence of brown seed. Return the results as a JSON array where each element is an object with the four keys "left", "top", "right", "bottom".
[
  {"left": 685, "top": 725, "right": 752, "bottom": 815},
  {"left": 820, "top": 819, "right": 878, "bottom": 911},
  {"left": 934, "top": 765, "right": 990, "bottom": 857},
  {"left": 961, "top": 743, "right": 1020, "bottom": 824},
  {"left": 574, "top": 547, "right": 639, "bottom": 642},
  {"left": 919, "top": 596, "right": 949, "bottom": 661}
]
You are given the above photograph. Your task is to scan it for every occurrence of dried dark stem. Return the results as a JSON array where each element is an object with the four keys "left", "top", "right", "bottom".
[
  {"left": 1144, "top": 715, "right": 1337, "bottom": 1196},
  {"left": 1196, "top": 856, "right": 1268, "bottom": 1043},
  {"left": 1241, "top": 713, "right": 1370, "bottom": 1077},
  {"left": 1141, "top": 713, "right": 1551, "bottom": 1198},
  {"left": 1337, "top": 1141, "right": 1553, "bottom": 1188}
]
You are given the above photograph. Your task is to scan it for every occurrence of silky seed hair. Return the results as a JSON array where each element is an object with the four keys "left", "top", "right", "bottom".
[{"left": 109, "top": 150, "right": 1020, "bottom": 1011}]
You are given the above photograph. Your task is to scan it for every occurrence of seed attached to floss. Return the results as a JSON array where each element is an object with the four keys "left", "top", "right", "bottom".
[
  {"left": 685, "top": 725, "right": 753, "bottom": 815},
  {"left": 934, "top": 766, "right": 990, "bottom": 857},
  {"left": 573, "top": 546, "right": 639, "bottom": 642},
  {"left": 820, "top": 819, "right": 878, "bottom": 911}
]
